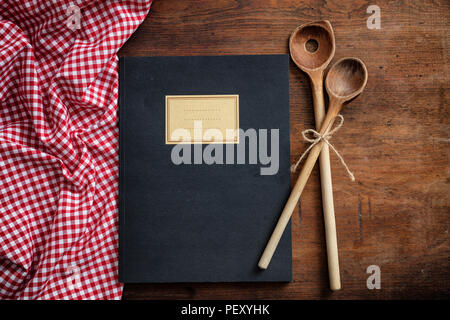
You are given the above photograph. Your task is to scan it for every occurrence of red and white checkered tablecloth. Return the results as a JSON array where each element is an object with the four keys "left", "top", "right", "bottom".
[{"left": 0, "top": 0, "right": 152, "bottom": 300}]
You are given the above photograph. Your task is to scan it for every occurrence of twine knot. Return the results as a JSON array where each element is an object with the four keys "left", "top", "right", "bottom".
[{"left": 290, "top": 114, "right": 355, "bottom": 181}]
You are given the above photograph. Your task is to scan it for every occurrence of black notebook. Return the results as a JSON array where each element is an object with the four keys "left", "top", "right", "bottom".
[{"left": 119, "top": 55, "right": 291, "bottom": 283}]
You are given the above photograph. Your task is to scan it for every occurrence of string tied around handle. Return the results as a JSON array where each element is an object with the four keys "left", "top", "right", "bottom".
[{"left": 290, "top": 114, "right": 355, "bottom": 181}]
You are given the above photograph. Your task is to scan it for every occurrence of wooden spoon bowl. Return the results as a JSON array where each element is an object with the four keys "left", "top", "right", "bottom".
[
  {"left": 326, "top": 57, "right": 368, "bottom": 103},
  {"left": 289, "top": 21, "right": 335, "bottom": 72}
]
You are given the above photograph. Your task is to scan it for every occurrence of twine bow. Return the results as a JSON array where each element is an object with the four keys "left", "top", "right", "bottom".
[{"left": 291, "top": 114, "right": 355, "bottom": 181}]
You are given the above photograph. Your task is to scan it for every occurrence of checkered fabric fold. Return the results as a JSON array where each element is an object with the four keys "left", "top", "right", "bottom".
[{"left": 0, "top": 0, "right": 152, "bottom": 299}]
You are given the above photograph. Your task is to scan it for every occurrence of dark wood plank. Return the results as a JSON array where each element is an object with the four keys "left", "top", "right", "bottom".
[{"left": 119, "top": 0, "right": 450, "bottom": 299}]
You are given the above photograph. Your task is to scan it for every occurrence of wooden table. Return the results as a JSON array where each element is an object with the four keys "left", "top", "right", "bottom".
[{"left": 119, "top": 0, "right": 449, "bottom": 299}]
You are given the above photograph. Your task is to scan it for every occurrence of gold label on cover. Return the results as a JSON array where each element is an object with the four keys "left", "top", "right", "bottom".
[{"left": 165, "top": 95, "right": 239, "bottom": 144}]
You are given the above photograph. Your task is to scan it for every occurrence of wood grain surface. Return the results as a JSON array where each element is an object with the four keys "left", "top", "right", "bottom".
[{"left": 118, "top": 0, "right": 449, "bottom": 299}]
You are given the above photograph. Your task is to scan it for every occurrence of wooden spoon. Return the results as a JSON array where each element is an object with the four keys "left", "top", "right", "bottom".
[
  {"left": 258, "top": 58, "right": 368, "bottom": 289},
  {"left": 289, "top": 20, "right": 342, "bottom": 291}
]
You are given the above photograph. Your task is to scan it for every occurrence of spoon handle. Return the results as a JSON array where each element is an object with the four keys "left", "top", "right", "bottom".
[
  {"left": 258, "top": 107, "right": 340, "bottom": 269},
  {"left": 258, "top": 138, "right": 325, "bottom": 269},
  {"left": 311, "top": 80, "right": 341, "bottom": 291}
]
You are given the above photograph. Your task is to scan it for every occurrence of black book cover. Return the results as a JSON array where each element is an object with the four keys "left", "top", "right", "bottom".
[{"left": 119, "top": 55, "right": 291, "bottom": 282}]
